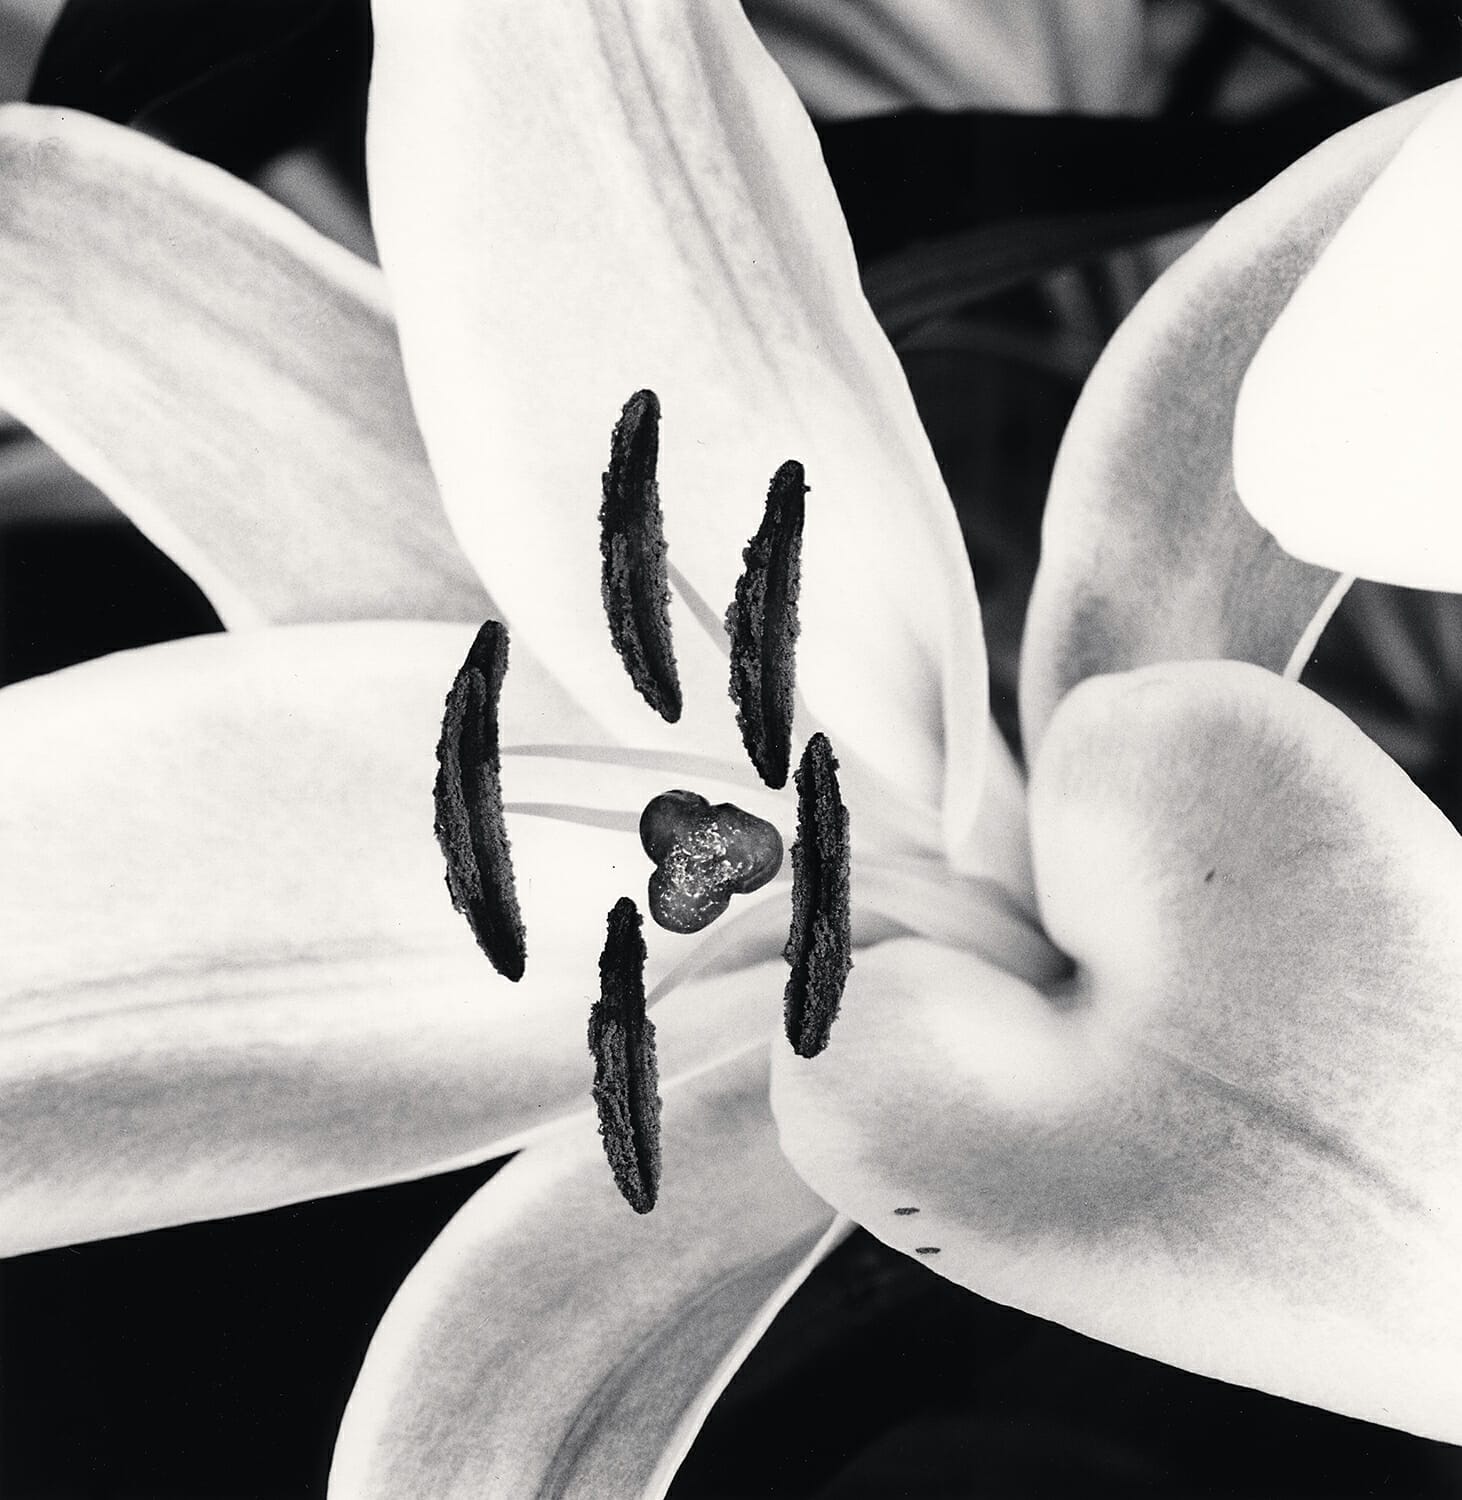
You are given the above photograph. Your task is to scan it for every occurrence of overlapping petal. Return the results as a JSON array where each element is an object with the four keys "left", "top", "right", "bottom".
[
  {"left": 0, "top": 104, "right": 486, "bottom": 627},
  {"left": 0, "top": 624, "right": 781, "bottom": 1254},
  {"left": 1018, "top": 85, "right": 1450, "bottom": 753},
  {"left": 745, "top": 0, "right": 1142, "bottom": 119},
  {"left": 330, "top": 1045, "right": 842, "bottom": 1500},
  {"left": 1235, "top": 84, "right": 1462, "bottom": 590},
  {"left": 367, "top": 0, "right": 988, "bottom": 854},
  {"left": 775, "top": 661, "right": 1462, "bottom": 1443}
]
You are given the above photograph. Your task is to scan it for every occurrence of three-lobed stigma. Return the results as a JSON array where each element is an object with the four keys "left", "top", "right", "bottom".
[{"left": 640, "top": 789, "right": 783, "bottom": 934}]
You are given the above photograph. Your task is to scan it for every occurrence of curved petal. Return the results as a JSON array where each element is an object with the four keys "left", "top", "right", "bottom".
[
  {"left": 1018, "top": 85, "right": 1451, "bottom": 753},
  {"left": 776, "top": 661, "right": 1462, "bottom": 1443},
  {"left": 0, "top": 624, "right": 782, "bottom": 1255},
  {"left": 367, "top": 0, "right": 988, "bottom": 854},
  {"left": 1234, "top": 84, "right": 1462, "bottom": 590},
  {"left": 745, "top": 0, "right": 1142, "bottom": 120},
  {"left": 958, "top": 720, "right": 1035, "bottom": 903},
  {"left": 330, "top": 1044, "right": 842, "bottom": 1500},
  {"left": 0, "top": 103, "right": 487, "bottom": 627}
]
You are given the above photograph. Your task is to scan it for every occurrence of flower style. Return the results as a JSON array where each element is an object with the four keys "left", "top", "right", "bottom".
[{"left": 0, "top": 4, "right": 1459, "bottom": 1496}]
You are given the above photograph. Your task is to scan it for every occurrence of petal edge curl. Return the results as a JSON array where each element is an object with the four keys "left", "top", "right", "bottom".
[{"left": 777, "top": 660, "right": 1462, "bottom": 1443}]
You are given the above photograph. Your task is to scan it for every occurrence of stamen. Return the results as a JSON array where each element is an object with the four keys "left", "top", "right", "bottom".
[
  {"left": 433, "top": 620, "right": 526, "bottom": 981},
  {"left": 589, "top": 898, "right": 663, "bottom": 1213},
  {"left": 726, "top": 460, "right": 806, "bottom": 788},
  {"left": 640, "top": 789, "right": 783, "bottom": 934},
  {"left": 783, "top": 732, "right": 852, "bottom": 1058},
  {"left": 600, "top": 389, "right": 682, "bottom": 722}
]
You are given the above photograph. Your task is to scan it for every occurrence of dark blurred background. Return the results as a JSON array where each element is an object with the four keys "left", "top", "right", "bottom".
[{"left": 2, "top": 1, "right": 1461, "bottom": 1495}]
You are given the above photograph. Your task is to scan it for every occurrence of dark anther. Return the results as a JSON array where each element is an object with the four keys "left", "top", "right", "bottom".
[
  {"left": 893, "top": 1207, "right": 920, "bottom": 1216},
  {"left": 600, "top": 389, "right": 682, "bottom": 722},
  {"left": 433, "top": 620, "right": 526, "bottom": 981},
  {"left": 783, "top": 732, "right": 852, "bottom": 1058},
  {"left": 725, "top": 460, "right": 806, "bottom": 788},
  {"left": 914, "top": 1246, "right": 942, "bottom": 1256},
  {"left": 640, "top": 789, "right": 783, "bottom": 934},
  {"left": 589, "top": 898, "right": 663, "bottom": 1213}
]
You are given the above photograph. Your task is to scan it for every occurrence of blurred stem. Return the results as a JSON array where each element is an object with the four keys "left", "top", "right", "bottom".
[{"left": 1207, "top": 0, "right": 1407, "bottom": 105}]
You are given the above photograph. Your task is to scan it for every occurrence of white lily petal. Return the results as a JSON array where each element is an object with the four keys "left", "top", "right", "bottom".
[
  {"left": 776, "top": 661, "right": 1462, "bottom": 1444},
  {"left": 1019, "top": 85, "right": 1449, "bottom": 753},
  {"left": 950, "top": 718, "right": 1034, "bottom": 903},
  {"left": 1235, "top": 82, "right": 1462, "bottom": 589},
  {"left": 368, "top": 0, "right": 988, "bottom": 853},
  {"left": 1, "top": 624, "right": 777, "bottom": 1254},
  {"left": 330, "top": 1044, "right": 842, "bottom": 1500},
  {"left": 0, "top": 103, "right": 486, "bottom": 627},
  {"left": 748, "top": 0, "right": 1143, "bottom": 119}
]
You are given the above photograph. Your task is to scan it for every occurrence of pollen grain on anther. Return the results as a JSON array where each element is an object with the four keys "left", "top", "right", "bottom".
[
  {"left": 726, "top": 459, "right": 805, "bottom": 788},
  {"left": 600, "top": 388, "right": 682, "bottom": 723},
  {"left": 589, "top": 898, "right": 663, "bottom": 1214},
  {"left": 433, "top": 619, "right": 527, "bottom": 981},
  {"left": 783, "top": 732, "right": 852, "bottom": 1059}
]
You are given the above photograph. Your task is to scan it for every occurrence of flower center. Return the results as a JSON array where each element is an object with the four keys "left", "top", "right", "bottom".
[
  {"left": 639, "top": 789, "right": 783, "bottom": 934},
  {"left": 435, "top": 388, "right": 860, "bottom": 1214}
]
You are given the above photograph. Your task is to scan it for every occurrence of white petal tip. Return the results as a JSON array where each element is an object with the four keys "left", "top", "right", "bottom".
[{"left": 1234, "top": 83, "right": 1462, "bottom": 592}]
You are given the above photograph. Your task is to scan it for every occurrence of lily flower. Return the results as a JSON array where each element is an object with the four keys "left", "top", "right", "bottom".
[
  {"left": 0, "top": 6, "right": 1458, "bottom": 1497},
  {"left": 0, "top": 4, "right": 1017, "bottom": 1487}
]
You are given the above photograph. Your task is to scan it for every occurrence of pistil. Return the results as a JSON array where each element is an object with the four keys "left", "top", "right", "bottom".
[{"left": 639, "top": 789, "right": 783, "bottom": 934}]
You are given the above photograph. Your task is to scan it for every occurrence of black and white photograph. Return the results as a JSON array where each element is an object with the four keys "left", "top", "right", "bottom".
[{"left": 2, "top": 2, "right": 1461, "bottom": 1496}]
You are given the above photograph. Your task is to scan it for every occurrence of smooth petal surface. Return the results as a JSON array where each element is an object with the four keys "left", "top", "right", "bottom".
[
  {"left": 776, "top": 661, "right": 1462, "bottom": 1442},
  {"left": 330, "top": 1046, "right": 842, "bottom": 1500},
  {"left": 746, "top": 0, "right": 1142, "bottom": 119},
  {"left": 0, "top": 624, "right": 781, "bottom": 1254},
  {"left": 1235, "top": 83, "right": 1462, "bottom": 590},
  {"left": 368, "top": 0, "right": 989, "bottom": 855},
  {"left": 0, "top": 104, "right": 486, "bottom": 628},
  {"left": 1018, "top": 85, "right": 1450, "bottom": 753}
]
